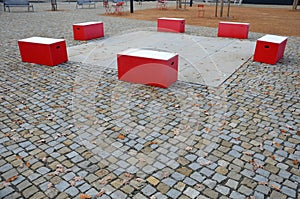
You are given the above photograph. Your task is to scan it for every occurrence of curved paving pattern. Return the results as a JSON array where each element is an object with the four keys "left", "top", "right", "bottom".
[{"left": 0, "top": 2, "right": 299, "bottom": 199}]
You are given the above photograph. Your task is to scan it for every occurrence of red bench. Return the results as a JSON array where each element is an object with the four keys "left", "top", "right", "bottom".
[
  {"left": 18, "top": 37, "right": 68, "bottom": 66},
  {"left": 253, "top": 34, "right": 288, "bottom": 65},
  {"left": 117, "top": 48, "right": 178, "bottom": 88},
  {"left": 73, "top": 21, "right": 104, "bottom": 41},
  {"left": 218, "top": 21, "right": 250, "bottom": 39},
  {"left": 157, "top": 17, "right": 185, "bottom": 33}
]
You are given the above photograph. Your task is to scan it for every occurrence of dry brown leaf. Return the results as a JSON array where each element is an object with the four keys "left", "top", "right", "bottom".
[
  {"left": 80, "top": 194, "right": 92, "bottom": 199},
  {"left": 70, "top": 180, "right": 76, "bottom": 187},
  {"left": 117, "top": 134, "right": 125, "bottom": 140},
  {"left": 173, "top": 128, "right": 180, "bottom": 136},
  {"left": 273, "top": 142, "right": 281, "bottom": 147},
  {"left": 162, "top": 171, "right": 169, "bottom": 178},
  {"left": 26, "top": 162, "right": 30, "bottom": 167},
  {"left": 243, "top": 151, "right": 254, "bottom": 156},
  {"left": 16, "top": 155, "right": 23, "bottom": 160},
  {"left": 42, "top": 157, "right": 47, "bottom": 162},
  {"left": 205, "top": 127, "right": 210, "bottom": 133},
  {"left": 235, "top": 137, "right": 241, "bottom": 141},
  {"left": 271, "top": 184, "right": 281, "bottom": 192},
  {"left": 270, "top": 155, "right": 276, "bottom": 160},
  {"left": 150, "top": 196, "right": 156, "bottom": 199},
  {"left": 258, "top": 181, "right": 268, "bottom": 185},
  {"left": 195, "top": 183, "right": 203, "bottom": 189},
  {"left": 6, "top": 176, "right": 18, "bottom": 182},
  {"left": 200, "top": 160, "right": 213, "bottom": 166},
  {"left": 96, "top": 189, "right": 105, "bottom": 197},
  {"left": 185, "top": 146, "right": 193, "bottom": 151},
  {"left": 4, "top": 133, "right": 11, "bottom": 137},
  {"left": 47, "top": 183, "right": 53, "bottom": 189},
  {"left": 297, "top": 131, "right": 300, "bottom": 136},
  {"left": 293, "top": 159, "right": 299, "bottom": 165},
  {"left": 135, "top": 178, "right": 144, "bottom": 182},
  {"left": 280, "top": 129, "right": 287, "bottom": 133},
  {"left": 74, "top": 176, "right": 83, "bottom": 181},
  {"left": 98, "top": 176, "right": 113, "bottom": 185},
  {"left": 124, "top": 173, "right": 134, "bottom": 178}
]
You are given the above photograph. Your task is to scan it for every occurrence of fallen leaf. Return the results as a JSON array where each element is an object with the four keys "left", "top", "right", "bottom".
[
  {"left": 185, "top": 146, "right": 193, "bottom": 151},
  {"left": 297, "top": 131, "right": 300, "bottom": 136},
  {"left": 96, "top": 189, "right": 105, "bottom": 197},
  {"left": 26, "top": 162, "right": 31, "bottom": 167},
  {"left": 293, "top": 159, "right": 299, "bottom": 165},
  {"left": 16, "top": 155, "right": 23, "bottom": 160},
  {"left": 135, "top": 178, "right": 144, "bottom": 182},
  {"left": 80, "top": 194, "right": 92, "bottom": 199},
  {"left": 98, "top": 176, "right": 113, "bottom": 185},
  {"left": 173, "top": 129, "right": 180, "bottom": 136},
  {"left": 205, "top": 127, "right": 210, "bottom": 133},
  {"left": 200, "top": 160, "right": 213, "bottom": 166},
  {"left": 270, "top": 155, "right": 276, "bottom": 160},
  {"left": 150, "top": 196, "right": 156, "bottom": 199},
  {"left": 243, "top": 151, "right": 254, "bottom": 156},
  {"left": 6, "top": 176, "right": 18, "bottom": 182},
  {"left": 271, "top": 184, "right": 281, "bottom": 192},
  {"left": 124, "top": 173, "right": 134, "bottom": 178},
  {"left": 117, "top": 134, "right": 125, "bottom": 140},
  {"left": 47, "top": 183, "right": 53, "bottom": 189},
  {"left": 42, "top": 157, "right": 47, "bottom": 162},
  {"left": 273, "top": 142, "right": 281, "bottom": 147},
  {"left": 235, "top": 137, "right": 241, "bottom": 141},
  {"left": 162, "top": 171, "right": 169, "bottom": 178},
  {"left": 258, "top": 181, "right": 268, "bottom": 185},
  {"left": 70, "top": 180, "right": 76, "bottom": 186},
  {"left": 280, "top": 129, "right": 287, "bottom": 133},
  {"left": 73, "top": 176, "right": 83, "bottom": 181}
]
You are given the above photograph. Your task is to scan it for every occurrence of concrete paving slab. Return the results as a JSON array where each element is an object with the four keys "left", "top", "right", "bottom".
[{"left": 68, "top": 30, "right": 255, "bottom": 87}]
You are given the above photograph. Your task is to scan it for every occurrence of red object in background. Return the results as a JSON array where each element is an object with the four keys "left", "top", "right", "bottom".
[
  {"left": 117, "top": 48, "right": 178, "bottom": 88},
  {"left": 218, "top": 21, "right": 250, "bottom": 39},
  {"left": 157, "top": 17, "right": 185, "bottom": 33},
  {"left": 18, "top": 37, "right": 68, "bottom": 66},
  {"left": 73, "top": 21, "right": 104, "bottom": 40},
  {"left": 253, "top": 34, "right": 288, "bottom": 65}
]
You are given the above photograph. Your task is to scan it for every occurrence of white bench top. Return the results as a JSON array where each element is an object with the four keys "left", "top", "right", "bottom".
[
  {"left": 219, "top": 21, "right": 250, "bottom": 25},
  {"left": 158, "top": 17, "right": 185, "bottom": 21},
  {"left": 19, "top": 37, "right": 65, "bottom": 44},
  {"left": 258, "top": 34, "right": 288, "bottom": 43},
  {"left": 118, "top": 48, "right": 177, "bottom": 60},
  {"left": 73, "top": 21, "right": 103, "bottom": 26}
]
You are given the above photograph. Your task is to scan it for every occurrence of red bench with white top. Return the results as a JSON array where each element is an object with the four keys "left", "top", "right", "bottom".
[
  {"left": 18, "top": 37, "right": 68, "bottom": 66},
  {"left": 117, "top": 48, "right": 178, "bottom": 88},
  {"left": 253, "top": 34, "right": 288, "bottom": 65},
  {"left": 157, "top": 17, "right": 185, "bottom": 33},
  {"left": 218, "top": 21, "right": 250, "bottom": 39},
  {"left": 73, "top": 21, "right": 104, "bottom": 41}
]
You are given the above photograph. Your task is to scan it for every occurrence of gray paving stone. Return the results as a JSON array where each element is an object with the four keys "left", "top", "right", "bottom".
[
  {"left": 238, "top": 185, "right": 253, "bottom": 196},
  {"left": 65, "top": 186, "right": 79, "bottom": 197},
  {"left": 184, "top": 187, "right": 200, "bottom": 199},
  {"left": 203, "top": 179, "right": 217, "bottom": 189},
  {"left": 281, "top": 186, "right": 296, "bottom": 198},
  {"left": 200, "top": 168, "right": 214, "bottom": 177},
  {"left": 110, "top": 190, "right": 127, "bottom": 199},
  {"left": 141, "top": 184, "right": 156, "bottom": 196},
  {"left": 55, "top": 180, "right": 70, "bottom": 192},
  {"left": 166, "top": 188, "right": 181, "bottom": 199},
  {"left": 255, "top": 185, "right": 271, "bottom": 195},
  {"left": 0, "top": 186, "right": 15, "bottom": 198},
  {"left": 212, "top": 173, "right": 227, "bottom": 183},
  {"left": 229, "top": 191, "right": 245, "bottom": 199},
  {"left": 215, "top": 185, "right": 230, "bottom": 196},
  {"left": 162, "top": 178, "right": 177, "bottom": 187},
  {"left": 190, "top": 172, "right": 205, "bottom": 183}
]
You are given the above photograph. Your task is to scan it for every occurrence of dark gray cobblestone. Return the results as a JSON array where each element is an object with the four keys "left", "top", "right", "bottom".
[{"left": 0, "top": 2, "right": 299, "bottom": 199}]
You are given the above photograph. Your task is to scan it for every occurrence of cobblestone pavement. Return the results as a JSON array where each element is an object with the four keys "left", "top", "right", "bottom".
[{"left": 0, "top": 2, "right": 299, "bottom": 199}]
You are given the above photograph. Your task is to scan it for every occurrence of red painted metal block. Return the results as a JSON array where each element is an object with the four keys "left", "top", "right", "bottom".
[
  {"left": 73, "top": 21, "right": 104, "bottom": 40},
  {"left": 117, "top": 48, "right": 178, "bottom": 88},
  {"left": 18, "top": 37, "right": 68, "bottom": 66},
  {"left": 218, "top": 21, "right": 250, "bottom": 39},
  {"left": 157, "top": 17, "right": 185, "bottom": 33},
  {"left": 253, "top": 34, "right": 288, "bottom": 65}
]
